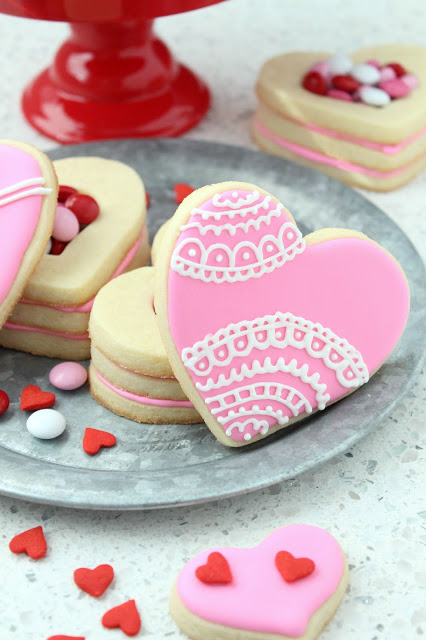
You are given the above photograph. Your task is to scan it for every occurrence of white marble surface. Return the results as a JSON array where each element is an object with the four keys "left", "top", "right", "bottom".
[{"left": 0, "top": 1, "right": 425, "bottom": 638}]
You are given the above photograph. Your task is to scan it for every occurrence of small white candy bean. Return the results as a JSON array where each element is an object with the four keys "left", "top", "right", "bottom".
[
  {"left": 26, "top": 409, "right": 66, "bottom": 439},
  {"left": 359, "top": 86, "right": 391, "bottom": 107},
  {"left": 327, "top": 53, "right": 353, "bottom": 76},
  {"left": 45, "top": 238, "right": 52, "bottom": 254},
  {"left": 351, "top": 64, "right": 381, "bottom": 85}
]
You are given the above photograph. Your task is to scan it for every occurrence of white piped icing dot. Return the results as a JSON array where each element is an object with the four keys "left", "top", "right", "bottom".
[
  {"left": 331, "top": 353, "right": 339, "bottom": 361},
  {"left": 276, "top": 331, "right": 283, "bottom": 338},
  {"left": 244, "top": 433, "right": 252, "bottom": 441},
  {"left": 286, "top": 231, "right": 294, "bottom": 240},
  {"left": 218, "top": 350, "right": 225, "bottom": 357},
  {"left": 216, "top": 254, "right": 223, "bottom": 263},
  {"left": 243, "top": 252, "right": 250, "bottom": 260},
  {"left": 266, "top": 244, "right": 274, "bottom": 252},
  {"left": 347, "top": 371, "right": 354, "bottom": 378},
  {"left": 252, "top": 405, "right": 259, "bottom": 411},
  {"left": 188, "top": 248, "right": 196, "bottom": 257},
  {"left": 198, "top": 362, "right": 206, "bottom": 369},
  {"left": 232, "top": 191, "right": 238, "bottom": 198},
  {"left": 313, "top": 341, "right": 321, "bottom": 349},
  {"left": 237, "top": 340, "right": 245, "bottom": 348},
  {"left": 295, "top": 331, "right": 303, "bottom": 339}
]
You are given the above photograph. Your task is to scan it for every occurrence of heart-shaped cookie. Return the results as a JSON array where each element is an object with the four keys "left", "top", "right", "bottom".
[
  {"left": 0, "top": 140, "right": 57, "bottom": 328},
  {"left": 170, "top": 524, "right": 348, "bottom": 640},
  {"left": 155, "top": 182, "right": 410, "bottom": 446},
  {"left": 253, "top": 45, "right": 426, "bottom": 191}
]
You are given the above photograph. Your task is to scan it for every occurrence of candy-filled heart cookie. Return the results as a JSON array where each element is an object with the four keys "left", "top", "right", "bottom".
[
  {"left": 170, "top": 524, "right": 348, "bottom": 640},
  {"left": 253, "top": 45, "right": 426, "bottom": 191},
  {"left": 0, "top": 157, "right": 150, "bottom": 360},
  {"left": 155, "top": 182, "right": 410, "bottom": 446},
  {"left": 0, "top": 140, "right": 57, "bottom": 328},
  {"left": 89, "top": 267, "right": 200, "bottom": 424}
]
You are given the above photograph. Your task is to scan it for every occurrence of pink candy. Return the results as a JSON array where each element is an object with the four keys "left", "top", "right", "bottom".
[
  {"left": 379, "top": 78, "right": 411, "bottom": 98},
  {"left": 379, "top": 66, "right": 397, "bottom": 82},
  {"left": 309, "top": 60, "right": 329, "bottom": 78},
  {"left": 401, "top": 73, "right": 419, "bottom": 89},
  {"left": 49, "top": 362, "right": 88, "bottom": 390},
  {"left": 327, "top": 89, "right": 354, "bottom": 102},
  {"left": 52, "top": 204, "right": 80, "bottom": 243},
  {"left": 366, "top": 59, "right": 381, "bottom": 69}
]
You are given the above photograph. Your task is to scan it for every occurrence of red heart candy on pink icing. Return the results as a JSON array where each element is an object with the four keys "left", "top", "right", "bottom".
[
  {"left": 165, "top": 186, "right": 410, "bottom": 444},
  {"left": 196, "top": 552, "right": 233, "bottom": 584},
  {"left": 275, "top": 550, "right": 315, "bottom": 582},
  {"left": 175, "top": 524, "right": 346, "bottom": 638}
]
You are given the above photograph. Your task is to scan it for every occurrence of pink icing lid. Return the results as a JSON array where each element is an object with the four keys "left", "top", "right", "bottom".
[
  {"left": 0, "top": 145, "right": 44, "bottom": 306},
  {"left": 96, "top": 371, "right": 194, "bottom": 408},
  {"left": 177, "top": 524, "right": 345, "bottom": 637},
  {"left": 167, "top": 188, "right": 410, "bottom": 442}
]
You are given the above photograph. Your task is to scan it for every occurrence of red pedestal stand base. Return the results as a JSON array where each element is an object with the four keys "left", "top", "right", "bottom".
[{"left": 22, "top": 21, "right": 210, "bottom": 144}]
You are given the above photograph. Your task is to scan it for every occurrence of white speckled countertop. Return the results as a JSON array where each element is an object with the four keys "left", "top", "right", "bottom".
[{"left": 0, "top": 1, "right": 425, "bottom": 638}]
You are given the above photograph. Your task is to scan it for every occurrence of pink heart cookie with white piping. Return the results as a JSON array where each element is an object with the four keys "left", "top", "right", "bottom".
[
  {"left": 170, "top": 524, "right": 349, "bottom": 640},
  {"left": 155, "top": 182, "right": 410, "bottom": 446},
  {"left": 0, "top": 140, "right": 57, "bottom": 328}
]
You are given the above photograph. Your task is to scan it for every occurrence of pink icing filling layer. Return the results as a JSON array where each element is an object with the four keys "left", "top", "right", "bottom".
[
  {"left": 253, "top": 118, "right": 425, "bottom": 178},
  {"left": 260, "top": 101, "right": 426, "bottom": 155},
  {"left": 96, "top": 371, "right": 194, "bottom": 408},
  {"left": 177, "top": 525, "right": 345, "bottom": 637},
  {"left": 21, "top": 226, "right": 146, "bottom": 313},
  {"left": 2, "top": 321, "right": 88, "bottom": 340},
  {"left": 0, "top": 146, "right": 44, "bottom": 305}
]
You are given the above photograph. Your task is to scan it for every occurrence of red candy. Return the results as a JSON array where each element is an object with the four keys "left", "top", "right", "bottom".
[
  {"left": 50, "top": 239, "right": 68, "bottom": 256},
  {"left": 302, "top": 71, "right": 327, "bottom": 95},
  {"left": 48, "top": 636, "right": 85, "bottom": 640},
  {"left": 174, "top": 183, "right": 195, "bottom": 204},
  {"left": 275, "top": 550, "right": 315, "bottom": 583},
  {"left": 9, "top": 525, "right": 47, "bottom": 560},
  {"left": 20, "top": 385, "right": 56, "bottom": 411},
  {"left": 58, "top": 185, "right": 78, "bottom": 203},
  {"left": 74, "top": 564, "right": 114, "bottom": 597},
  {"left": 196, "top": 552, "right": 233, "bottom": 584},
  {"left": 331, "top": 74, "right": 359, "bottom": 92},
  {"left": 83, "top": 427, "right": 116, "bottom": 455},
  {"left": 65, "top": 193, "right": 100, "bottom": 226},
  {"left": 0, "top": 389, "right": 9, "bottom": 415},
  {"left": 386, "top": 62, "right": 407, "bottom": 78},
  {"left": 102, "top": 600, "right": 141, "bottom": 637}
]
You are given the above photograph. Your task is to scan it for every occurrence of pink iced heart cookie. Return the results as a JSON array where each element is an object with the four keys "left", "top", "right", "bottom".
[
  {"left": 0, "top": 140, "right": 57, "bottom": 328},
  {"left": 155, "top": 182, "right": 410, "bottom": 447},
  {"left": 170, "top": 524, "right": 349, "bottom": 640}
]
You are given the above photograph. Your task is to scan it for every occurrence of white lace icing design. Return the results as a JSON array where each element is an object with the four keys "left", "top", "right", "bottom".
[
  {"left": 171, "top": 221, "right": 305, "bottom": 283},
  {"left": 207, "top": 381, "right": 312, "bottom": 416},
  {"left": 195, "top": 356, "right": 330, "bottom": 409},
  {"left": 191, "top": 190, "right": 270, "bottom": 219},
  {"left": 183, "top": 312, "right": 369, "bottom": 389},
  {"left": 180, "top": 204, "right": 282, "bottom": 236},
  {"left": 0, "top": 177, "right": 52, "bottom": 208}
]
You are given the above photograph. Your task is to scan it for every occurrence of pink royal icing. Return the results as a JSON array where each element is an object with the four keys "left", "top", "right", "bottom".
[
  {"left": 2, "top": 321, "right": 88, "bottom": 340},
  {"left": 20, "top": 227, "right": 146, "bottom": 313},
  {"left": 177, "top": 524, "right": 345, "bottom": 637},
  {"left": 96, "top": 371, "right": 194, "bottom": 408},
  {"left": 0, "top": 145, "right": 51, "bottom": 306},
  {"left": 253, "top": 119, "right": 426, "bottom": 178},
  {"left": 167, "top": 188, "right": 410, "bottom": 442}
]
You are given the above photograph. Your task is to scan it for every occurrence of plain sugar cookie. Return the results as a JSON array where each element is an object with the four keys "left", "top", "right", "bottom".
[
  {"left": 0, "top": 156, "right": 150, "bottom": 360},
  {"left": 252, "top": 45, "right": 426, "bottom": 191},
  {"left": 89, "top": 267, "right": 200, "bottom": 424},
  {"left": 155, "top": 181, "right": 410, "bottom": 446},
  {"left": 170, "top": 524, "right": 349, "bottom": 640}
]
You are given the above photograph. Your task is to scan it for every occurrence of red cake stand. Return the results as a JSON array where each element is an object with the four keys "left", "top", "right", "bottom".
[{"left": 0, "top": 0, "right": 225, "bottom": 143}]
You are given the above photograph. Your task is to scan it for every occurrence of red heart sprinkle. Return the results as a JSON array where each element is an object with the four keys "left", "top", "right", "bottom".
[
  {"left": 275, "top": 550, "right": 315, "bottom": 583},
  {"left": 47, "top": 636, "right": 85, "bottom": 640},
  {"left": 9, "top": 525, "right": 47, "bottom": 559},
  {"left": 50, "top": 239, "right": 68, "bottom": 255},
  {"left": 20, "top": 385, "right": 56, "bottom": 411},
  {"left": 58, "top": 185, "right": 78, "bottom": 203},
  {"left": 83, "top": 427, "right": 116, "bottom": 455},
  {"left": 65, "top": 193, "right": 100, "bottom": 226},
  {"left": 331, "top": 74, "right": 359, "bottom": 92},
  {"left": 174, "top": 183, "right": 195, "bottom": 204},
  {"left": 302, "top": 71, "right": 327, "bottom": 95},
  {"left": 102, "top": 600, "right": 141, "bottom": 637},
  {"left": 195, "top": 552, "right": 233, "bottom": 584},
  {"left": 0, "top": 389, "right": 10, "bottom": 415},
  {"left": 74, "top": 564, "right": 114, "bottom": 597},
  {"left": 386, "top": 62, "right": 406, "bottom": 78}
]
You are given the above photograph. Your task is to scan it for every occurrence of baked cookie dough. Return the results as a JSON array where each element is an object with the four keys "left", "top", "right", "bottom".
[{"left": 89, "top": 267, "right": 200, "bottom": 424}]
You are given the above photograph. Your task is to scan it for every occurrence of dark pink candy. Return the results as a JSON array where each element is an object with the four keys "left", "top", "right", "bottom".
[
  {"left": 327, "top": 89, "right": 354, "bottom": 102},
  {"left": 379, "top": 79, "right": 410, "bottom": 98}
]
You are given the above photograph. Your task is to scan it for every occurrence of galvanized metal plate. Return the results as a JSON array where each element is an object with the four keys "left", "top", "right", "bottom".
[{"left": 0, "top": 139, "right": 424, "bottom": 509}]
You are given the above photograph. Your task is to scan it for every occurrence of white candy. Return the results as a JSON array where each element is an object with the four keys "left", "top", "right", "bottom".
[
  {"left": 359, "top": 86, "right": 391, "bottom": 107},
  {"left": 45, "top": 238, "right": 52, "bottom": 254},
  {"left": 26, "top": 409, "right": 66, "bottom": 439},
  {"left": 327, "top": 53, "right": 353, "bottom": 76},
  {"left": 351, "top": 64, "right": 380, "bottom": 85}
]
